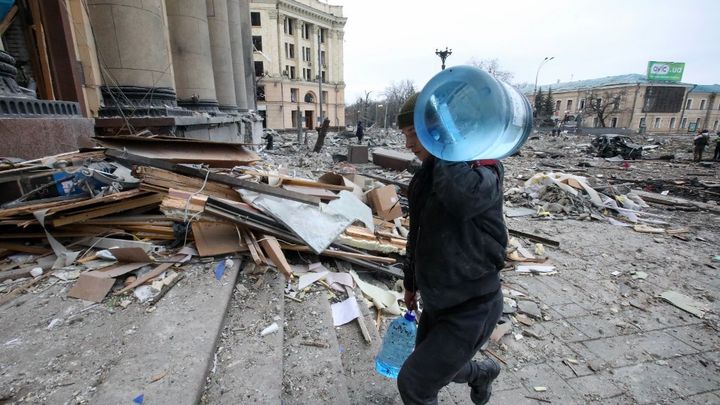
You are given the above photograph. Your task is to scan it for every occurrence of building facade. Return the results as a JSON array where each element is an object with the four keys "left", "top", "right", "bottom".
[
  {"left": 250, "top": 0, "right": 346, "bottom": 130},
  {"left": 526, "top": 75, "right": 720, "bottom": 134}
]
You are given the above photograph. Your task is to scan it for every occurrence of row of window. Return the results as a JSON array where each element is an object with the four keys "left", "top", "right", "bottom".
[
  {"left": 253, "top": 60, "right": 326, "bottom": 82},
  {"left": 255, "top": 85, "right": 329, "bottom": 105},
  {"left": 684, "top": 98, "right": 719, "bottom": 110},
  {"left": 551, "top": 97, "right": 720, "bottom": 113},
  {"left": 252, "top": 11, "right": 327, "bottom": 42},
  {"left": 638, "top": 117, "right": 719, "bottom": 130}
]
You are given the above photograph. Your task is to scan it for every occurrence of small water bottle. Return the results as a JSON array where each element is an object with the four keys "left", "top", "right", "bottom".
[
  {"left": 375, "top": 311, "right": 417, "bottom": 379},
  {"left": 414, "top": 65, "right": 533, "bottom": 161}
]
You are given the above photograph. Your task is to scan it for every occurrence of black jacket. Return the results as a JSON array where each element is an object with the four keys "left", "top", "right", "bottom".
[{"left": 404, "top": 157, "right": 507, "bottom": 311}]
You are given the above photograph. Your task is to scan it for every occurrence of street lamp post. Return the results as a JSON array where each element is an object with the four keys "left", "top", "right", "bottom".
[
  {"left": 533, "top": 56, "right": 555, "bottom": 95},
  {"left": 435, "top": 47, "right": 452, "bottom": 70}
]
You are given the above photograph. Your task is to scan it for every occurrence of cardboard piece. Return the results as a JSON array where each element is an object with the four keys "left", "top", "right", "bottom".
[
  {"left": 282, "top": 184, "right": 339, "bottom": 200},
  {"left": 109, "top": 247, "right": 153, "bottom": 263},
  {"left": 67, "top": 271, "right": 116, "bottom": 302},
  {"left": 347, "top": 145, "right": 369, "bottom": 163},
  {"left": 191, "top": 221, "right": 247, "bottom": 257},
  {"left": 318, "top": 172, "right": 364, "bottom": 201},
  {"left": 343, "top": 173, "right": 368, "bottom": 189},
  {"left": 97, "top": 262, "right": 150, "bottom": 278},
  {"left": 367, "top": 185, "right": 402, "bottom": 221}
]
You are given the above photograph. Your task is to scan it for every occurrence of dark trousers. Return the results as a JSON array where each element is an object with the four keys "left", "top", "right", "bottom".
[
  {"left": 397, "top": 289, "right": 503, "bottom": 404},
  {"left": 714, "top": 144, "right": 720, "bottom": 161}
]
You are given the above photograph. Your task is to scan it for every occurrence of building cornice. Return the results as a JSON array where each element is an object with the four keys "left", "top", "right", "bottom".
[{"left": 278, "top": 0, "right": 347, "bottom": 27}]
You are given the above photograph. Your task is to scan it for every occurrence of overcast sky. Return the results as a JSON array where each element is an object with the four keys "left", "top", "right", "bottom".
[{"left": 332, "top": 0, "right": 719, "bottom": 103}]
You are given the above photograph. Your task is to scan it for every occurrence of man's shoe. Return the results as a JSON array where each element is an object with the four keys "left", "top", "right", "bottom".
[{"left": 469, "top": 358, "right": 501, "bottom": 405}]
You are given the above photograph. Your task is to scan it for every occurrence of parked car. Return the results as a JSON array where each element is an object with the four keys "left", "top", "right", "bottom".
[{"left": 591, "top": 134, "right": 642, "bottom": 159}]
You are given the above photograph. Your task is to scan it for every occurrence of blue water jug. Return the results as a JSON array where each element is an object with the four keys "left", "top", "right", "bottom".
[
  {"left": 375, "top": 311, "right": 417, "bottom": 379},
  {"left": 414, "top": 65, "right": 533, "bottom": 161}
]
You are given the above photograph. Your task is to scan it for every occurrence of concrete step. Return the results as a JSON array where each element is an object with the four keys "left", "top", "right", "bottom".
[
  {"left": 91, "top": 260, "right": 241, "bottom": 405},
  {"left": 202, "top": 264, "right": 286, "bottom": 404},
  {"left": 282, "top": 288, "right": 351, "bottom": 405}
]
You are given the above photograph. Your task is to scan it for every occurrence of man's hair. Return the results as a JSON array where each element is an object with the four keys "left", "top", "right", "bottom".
[{"left": 397, "top": 93, "right": 419, "bottom": 129}]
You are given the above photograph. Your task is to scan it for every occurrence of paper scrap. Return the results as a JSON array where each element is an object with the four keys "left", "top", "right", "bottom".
[
  {"left": 331, "top": 297, "right": 362, "bottom": 326},
  {"left": 324, "top": 272, "right": 354, "bottom": 291},
  {"left": 350, "top": 270, "right": 402, "bottom": 315},
  {"left": 298, "top": 270, "right": 329, "bottom": 290}
]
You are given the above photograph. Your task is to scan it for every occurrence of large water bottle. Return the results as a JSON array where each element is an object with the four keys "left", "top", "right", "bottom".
[
  {"left": 414, "top": 65, "right": 533, "bottom": 161},
  {"left": 375, "top": 311, "right": 417, "bottom": 379}
]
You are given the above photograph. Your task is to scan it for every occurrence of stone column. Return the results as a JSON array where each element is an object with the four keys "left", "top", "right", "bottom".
[
  {"left": 238, "top": 0, "right": 256, "bottom": 109},
  {"left": 166, "top": 0, "right": 218, "bottom": 112},
  {"left": 87, "top": 0, "right": 181, "bottom": 116},
  {"left": 207, "top": 0, "right": 237, "bottom": 112},
  {"left": 227, "top": 0, "right": 248, "bottom": 111}
]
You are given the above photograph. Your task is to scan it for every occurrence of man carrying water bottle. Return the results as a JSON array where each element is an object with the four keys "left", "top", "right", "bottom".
[{"left": 395, "top": 93, "right": 506, "bottom": 405}]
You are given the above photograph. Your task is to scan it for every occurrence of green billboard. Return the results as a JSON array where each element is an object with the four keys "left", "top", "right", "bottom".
[{"left": 647, "top": 61, "right": 685, "bottom": 82}]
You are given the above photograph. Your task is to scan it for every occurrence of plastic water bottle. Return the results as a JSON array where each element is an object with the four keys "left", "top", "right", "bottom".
[
  {"left": 414, "top": 65, "right": 533, "bottom": 161},
  {"left": 375, "top": 311, "right": 417, "bottom": 378}
]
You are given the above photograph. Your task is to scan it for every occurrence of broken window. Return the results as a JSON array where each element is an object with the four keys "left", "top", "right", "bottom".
[
  {"left": 284, "top": 18, "right": 295, "bottom": 35},
  {"left": 256, "top": 85, "right": 265, "bottom": 101},
  {"left": 686, "top": 98, "right": 692, "bottom": 109},
  {"left": 321, "top": 71, "right": 326, "bottom": 83},
  {"left": 252, "top": 36, "right": 263, "bottom": 52},
  {"left": 566, "top": 99, "right": 572, "bottom": 110},
  {"left": 579, "top": 99, "right": 585, "bottom": 109},
  {"left": 320, "top": 28, "right": 326, "bottom": 43},
  {"left": 700, "top": 99, "right": 706, "bottom": 110},
  {"left": 643, "top": 86, "right": 684, "bottom": 113},
  {"left": 288, "top": 44, "right": 295, "bottom": 59},
  {"left": 289, "top": 66, "right": 296, "bottom": 79},
  {"left": 251, "top": 12, "right": 261, "bottom": 26},
  {"left": 639, "top": 117, "right": 646, "bottom": 128},
  {"left": 681, "top": 117, "right": 687, "bottom": 128},
  {"left": 290, "top": 88, "right": 298, "bottom": 102},
  {"left": 670, "top": 117, "right": 676, "bottom": 129},
  {"left": 254, "top": 61, "right": 264, "bottom": 77},
  {"left": 304, "top": 92, "right": 315, "bottom": 103},
  {"left": 301, "top": 23, "right": 310, "bottom": 39},
  {"left": 654, "top": 117, "right": 661, "bottom": 128},
  {"left": 713, "top": 120, "right": 719, "bottom": 130},
  {"left": 555, "top": 100, "right": 561, "bottom": 112}
]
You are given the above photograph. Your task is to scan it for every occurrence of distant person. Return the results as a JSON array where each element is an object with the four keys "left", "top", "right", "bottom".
[
  {"left": 714, "top": 131, "right": 720, "bottom": 161},
  {"left": 356, "top": 121, "right": 364, "bottom": 143},
  {"left": 693, "top": 130, "right": 708, "bottom": 161},
  {"left": 263, "top": 132, "right": 274, "bottom": 150}
]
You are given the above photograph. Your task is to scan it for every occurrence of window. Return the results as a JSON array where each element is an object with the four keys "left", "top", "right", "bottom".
[
  {"left": 284, "top": 65, "right": 289, "bottom": 76},
  {"left": 566, "top": 100, "right": 572, "bottom": 110},
  {"left": 695, "top": 118, "right": 701, "bottom": 128},
  {"left": 653, "top": 117, "right": 661, "bottom": 128},
  {"left": 669, "top": 117, "right": 676, "bottom": 129},
  {"left": 579, "top": 99, "right": 585, "bottom": 109},
  {"left": 254, "top": 61, "right": 264, "bottom": 77},
  {"left": 686, "top": 99, "right": 692, "bottom": 109},
  {"left": 320, "top": 28, "right": 326, "bottom": 43},
  {"left": 555, "top": 100, "right": 561, "bottom": 111},
  {"left": 593, "top": 117, "right": 599, "bottom": 128},
  {"left": 321, "top": 70, "right": 326, "bottom": 83},
  {"left": 252, "top": 36, "right": 263, "bottom": 52},
  {"left": 256, "top": 85, "right": 265, "bottom": 101},
  {"left": 302, "top": 23, "right": 310, "bottom": 39},
  {"left": 284, "top": 18, "right": 294, "bottom": 35},
  {"left": 700, "top": 99, "right": 706, "bottom": 110},
  {"left": 639, "top": 117, "right": 646, "bottom": 128},
  {"left": 321, "top": 51, "right": 326, "bottom": 67},
  {"left": 289, "top": 66, "right": 296, "bottom": 79},
  {"left": 681, "top": 117, "right": 687, "bottom": 128},
  {"left": 322, "top": 91, "right": 328, "bottom": 104},
  {"left": 714, "top": 120, "right": 719, "bottom": 130},
  {"left": 303, "top": 68, "right": 312, "bottom": 80},
  {"left": 251, "top": 12, "right": 261, "bottom": 26},
  {"left": 285, "top": 43, "right": 295, "bottom": 59},
  {"left": 304, "top": 92, "right": 314, "bottom": 103},
  {"left": 290, "top": 88, "right": 298, "bottom": 103},
  {"left": 611, "top": 117, "right": 618, "bottom": 128}
]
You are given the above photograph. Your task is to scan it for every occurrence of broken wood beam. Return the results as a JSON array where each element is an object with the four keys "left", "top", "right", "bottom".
[
  {"left": 258, "top": 235, "right": 293, "bottom": 279},
  {"left": 345, "top": 286, "right": 372, "bottom": 344},
  {"left": 631, "top": 189, "right": 720, "bottom": 214},
  {"left": 105, "top": 149, "right": 320, "bottom": 206},
  {"left": 508, "top": 228, "right": 560, "bottom": 247}
]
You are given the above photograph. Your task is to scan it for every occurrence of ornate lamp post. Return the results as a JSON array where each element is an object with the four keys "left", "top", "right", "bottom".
[
  {"left": 533, "top": 56, "right": 555, "bottom": 95},
  {"left": 435, "top": 47, "right": 452, "bottom": 70}
]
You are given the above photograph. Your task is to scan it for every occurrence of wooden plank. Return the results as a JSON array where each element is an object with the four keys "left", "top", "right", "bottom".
[
  {"left": 113, "top": 262, "right": 174, "bottom": 295},
  {"left": 27, "top": 0, "right": 54, "bottom": 100},
  {"left": 632, "top": 189, "right": 720, "bottom": 214},
  {"left": 258, "top": 235, "right": 293, "bottom": 279},
  {"left": 45, "top": 189, "right": 145, "bottom": 216},
  {"left": 51, "top": 193, "right": 164, "bottom": 227},
  {"left": 345, "top": 286, "right": 372, "bottom": 344},
  {"left": 240, "top": 227, "right": 262, "bottom": 265},
  {"left": 279, "top": 244, "right": 397, "bottom": 264},
  {"left": 135, "top": 166, "right": 241, "bottom": 201},
  {"left": 0, "top": 5, "right": 18, "bottom": 34},
  {"left": 0, "top": 267, "right": 33, "bottom": 282},
  {"left": 282, "top": 184, "right": 339, "bottom": 200},
  {"left": 191, "top": 221, "right": 248, "bottom": 257},
  {"left": 239, "top": 169, "right": 353, "bottom": 191},
  {"left": 0, "top": 242, "right": 51, "bottom": 255},
  {"left": 106, "top": 149, "right": 320, "bottom": 206},
  {"left": 507, "top": 228, "right": 560, "bottom": 247},
  {"left": 0, "top": 196, "right": 88, "bottom": 218}
]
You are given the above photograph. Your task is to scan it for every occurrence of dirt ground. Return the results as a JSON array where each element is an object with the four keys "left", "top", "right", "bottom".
[{"left": 1, "top": 127, "right": 718, "bottom": 404}]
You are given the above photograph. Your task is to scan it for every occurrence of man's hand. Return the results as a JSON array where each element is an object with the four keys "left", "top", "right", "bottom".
[{"left": 404, "top": 290, "right": 417, "bottom": 311}]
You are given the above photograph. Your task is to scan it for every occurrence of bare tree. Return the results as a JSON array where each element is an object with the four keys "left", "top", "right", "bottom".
[
  {"left": 583, "top": 89, "right": 627, "bottom": 128},
  {"left": 467, "top": 58, "right": 514, "bottom": 83},
  {"left": 383, "top": 80, "right": 416, "bottom": 129}
]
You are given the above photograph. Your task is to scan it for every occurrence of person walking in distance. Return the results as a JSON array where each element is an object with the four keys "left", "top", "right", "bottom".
[
  {"left": 395, "top": 93, "right": 506, "bottom": 405},
  {"left": 356, "top": 121, "right": 364, "bottom": 143}
]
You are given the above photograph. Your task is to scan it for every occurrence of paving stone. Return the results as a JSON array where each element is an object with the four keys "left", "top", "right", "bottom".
[
  {"left": 682, "top": 391, "right": 720, "bottom": 405},
  {"left": 666, "top": 354, "right": 720, "bottom": 396},
  {"left": 543, "top": 319, "right": 590, "bottom": 343},
  {"left": 582, "top": 331, "right": 697, "bottom": 368},
  {"left": 566, "top": 315, "right": 624, "bottom": 339},
  {"left": 487, "top": 387, "right": 538, "bottom": 404},
  {"left": 492, "top": 369, "right": 523, "bottom": 392},
  {"left": 548, "top": 302, "right": 589, "bottom": 319},
  {"left": 665, "top": 324, "right": 720, "bottom": 352},
  {"left": 610, "top": 362, "right": 704, "bottom": 403},
  {"left": 513, "top": 363, "right": 584, "bottom": 405},
  {"left": 565, "top": 372, "right": 624, "bottom": 400},
  {"left": 620, "top": 305, "right": 702, "bottom": 332},
  {"left": 509, "top": 276, "right": 573, "bottom": 306},
  {"left": 546, "top": 357, "right": 596, "bottom": 379},
  {"left": 566, "top": 342, "right": 610, "bottom": 372}
]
